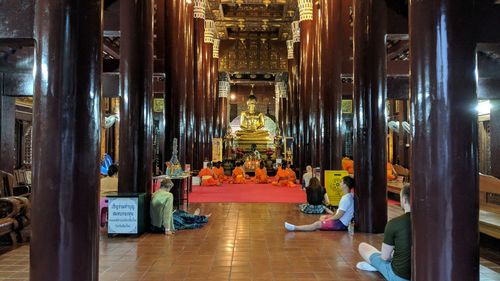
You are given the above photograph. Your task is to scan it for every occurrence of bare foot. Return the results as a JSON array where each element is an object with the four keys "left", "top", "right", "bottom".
[
  {"left": 205, "top": 213, "right": 212, "bottom": 218},
  {"left": 165, "top": 230, "right": 174, "bottom": 235},
  {"left": 194, "top": 208, "right": 201, "bottom": 215}
]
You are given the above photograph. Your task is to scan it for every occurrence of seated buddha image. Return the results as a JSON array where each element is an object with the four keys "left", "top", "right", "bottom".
[{"left": 235, "top": 93, "right": 271, "bottom": 141}]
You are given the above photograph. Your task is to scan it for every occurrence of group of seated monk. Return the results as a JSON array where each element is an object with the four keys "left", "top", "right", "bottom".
[
  {"left": 271, "top": 162, "right": 297, "bottom": 187},
  {"left": 342, "top": 155, "right": 399, "bottom": 181},
  {"left": 198, "top": 162, "right": 225, "bottom": 186}
]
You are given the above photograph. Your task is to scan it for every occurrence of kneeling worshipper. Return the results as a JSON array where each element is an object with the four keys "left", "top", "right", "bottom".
[
  {"left": 199, "top": 162, "right": 220, "bottom": 186},
  {"left": 151, "top": 179, "right": 210, "bottom": 235},
  {"left": 272, "top": 163, "right": 292, "bottom": 187},
  {"left": 213, "top": 161, "right": 226, "bottom": 183},
  {"left": 150, "top": 179, "right": 175, "bottom": 234},
  {"left": 232, "top": 161, "right": 246, "bottom": 184},
  {"left": 254, "top": 162, "right": 268, "bottom": 184}
]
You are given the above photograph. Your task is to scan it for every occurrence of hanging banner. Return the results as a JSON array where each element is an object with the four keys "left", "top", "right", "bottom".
[
  {"left": 324, "top": 170, "right": 349, "bottom": 206},
  {"left": 212, "top": 138, "right": 223, "bottom": 162}
]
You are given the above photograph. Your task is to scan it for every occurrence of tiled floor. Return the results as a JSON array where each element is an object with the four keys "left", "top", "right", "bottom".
[{"left": 1, "top": 203, "right": 499, "bottom": 281}]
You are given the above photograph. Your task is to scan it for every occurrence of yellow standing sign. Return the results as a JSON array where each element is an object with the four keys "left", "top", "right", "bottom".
[{"left": 324, "top": 170, "right": 349, "bottom": 206}]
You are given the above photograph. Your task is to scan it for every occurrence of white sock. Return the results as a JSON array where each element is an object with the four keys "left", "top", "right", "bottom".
[
  {"left": 284, "top": 222, "right": 296, "bottom": 231},
  {"left": 356, "top": 261, "right": 377, "bottom": 272}
]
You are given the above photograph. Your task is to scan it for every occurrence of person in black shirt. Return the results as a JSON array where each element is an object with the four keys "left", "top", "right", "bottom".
[{"left": 299, "top": 177, "right": 333, "bottom": 214}]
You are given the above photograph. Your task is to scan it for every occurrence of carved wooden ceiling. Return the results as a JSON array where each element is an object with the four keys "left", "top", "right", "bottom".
[{"left": 206, "top": 0, "right": 298, "bottom": 41}]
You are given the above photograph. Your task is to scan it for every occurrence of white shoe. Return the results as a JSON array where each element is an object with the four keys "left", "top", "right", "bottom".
[
  {"left": 284, "top": 222, "right": 295, "bottom": 231},
  {"left": 356, "top": 261, "right": 377, "bottom": 272}
]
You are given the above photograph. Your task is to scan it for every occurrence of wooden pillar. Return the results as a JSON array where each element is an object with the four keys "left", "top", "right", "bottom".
[
  {"left": 410, "top": 0, "right": 478, "bottom": 280},
  {"left": 193, "top": 17, "right": 205, "bottom": 170},
  {"left": 0, "top": 96, "right": 15, "bottom": 173},
  {"left": 185, "top": 3, "right": 195, "bottom": 169},
  {"left": 31, "top": 0, "right": 102, "bottom": 279},
  {"left": 491, "top": 100, "right": 500, "bottom": 178},
  {"left": 299, "top": 1, "right": 314, "bottom": 173},
  {"left": 119, "top": 0, "right": 154, "bottom": 193},
  {"left": 353, "top": 0, "right": 387, "bottom": 233},
  {"left": 320, "top": 0, "right": 343, "bottom": 170},
  {"left": 203, "top": 37, "right": 213, "bottom": 162},
  {"left": 212, "top": 57, "right": 219, "bottom": 138}
]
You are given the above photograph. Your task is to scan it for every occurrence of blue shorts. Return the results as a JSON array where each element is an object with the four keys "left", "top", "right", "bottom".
[{"left": 369, "top": 253, "right": 409, "bottom": 281}]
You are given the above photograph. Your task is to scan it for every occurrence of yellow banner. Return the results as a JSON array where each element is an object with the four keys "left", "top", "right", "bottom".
[
  {"left": 324, "top": 170, "right": 349, "bottom": 206},
  {"left": 212, "top": 138, "right": 223, "bottom": 162}
]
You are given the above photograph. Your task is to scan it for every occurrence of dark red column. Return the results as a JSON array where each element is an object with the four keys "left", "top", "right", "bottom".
[
  {"left": 31, "top": 0, "right": 102, "bottom": 279},
  {"left": 491, "top": 100, "right": 500, "bottom": 178},
  {"left": 320, "top": 0, "right": 343, "bottom": 170},
  {"left": 203, "top": 39, "right": 213, "bottom": 162},
  {"left": 185, "top": 4, "right": 195, "bottom": 168},
  {"left": 288, "top": 38, "right": 300, "bottom": 165},
  {"left": 299, "top": 12, "right": 314, "bottom": 173},
  {"left": 410, "top": 1, "right": 478, "bottom": 280},
  {"left": 212, "top": 57, "right": 219, "bottom": 138},
  {"left": 0, "top": 96, "right": 15, "bottom": 173},
  {"left": 353, "top": 0, "right": 387, "bottom": 233},
  {"left": 310, "top": 2, "right": 321, "bottom": 168},
  {"left": 119, "top": 0, "right": 154, "bottom": 193},
  {"left": 193, "top": 18, "right": 205, "bottom": 170}
]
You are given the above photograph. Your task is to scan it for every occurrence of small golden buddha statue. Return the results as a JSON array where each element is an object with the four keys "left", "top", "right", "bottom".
[{"left": 235, "top": 93, "right": 271, "bottom": 140}]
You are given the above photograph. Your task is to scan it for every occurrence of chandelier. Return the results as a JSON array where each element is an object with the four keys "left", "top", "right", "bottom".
[
  {"left": 193, "top": 0, "right": 205, "bottom": 19},
  {"left": 292, "top": 21, "right": 300, "bottom": 42},
  {"left": 213, "top": 39, "right": 220, "bottom": 58},
  {"left": 204, "top": 20, "right": 215, "bottom": 44},
  {"left": 298, "top": 0, "right": 313, "bottom": 22}
]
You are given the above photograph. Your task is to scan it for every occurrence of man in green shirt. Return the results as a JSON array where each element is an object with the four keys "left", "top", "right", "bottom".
[{"left": 357, "top": 184, "right": 411, "bottom": 281}]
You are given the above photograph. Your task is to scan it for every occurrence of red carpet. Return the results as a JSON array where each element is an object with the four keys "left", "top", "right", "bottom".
[{"left": 190, "top": 183, "right": 307, "bottom": 203}]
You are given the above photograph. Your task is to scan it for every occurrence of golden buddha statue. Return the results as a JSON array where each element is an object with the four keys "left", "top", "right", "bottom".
[{"left": 235, "top": 93, "right": 271, "bottom": 141}]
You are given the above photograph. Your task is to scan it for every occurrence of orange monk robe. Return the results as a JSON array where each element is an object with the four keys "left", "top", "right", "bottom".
[
  {"left": 286, "top": 168, "right": 297, "bottom": 186},
  {"left": 387, "top": 162, "right": 397, "bottom": 181},
  {"left": 272, "top": 168, "right": 290, "bottom": 186},
  {"left": 342, "top": 157, "right": 355, "bottom": 174},
  {"left": 213, "top": 167, "right": 225, "bottom": 182},
  {"left": 232, "top": 167, "right": 246, "bottom": 184},
  {"left": 254, "top": 167, "right": 268, "bottom": 184},
  {"left": 199, "top": 168, "right": 219, "bottom": 186}
]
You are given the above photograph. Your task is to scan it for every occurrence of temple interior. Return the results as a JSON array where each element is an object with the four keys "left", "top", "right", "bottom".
[{"left": 1, "top": 0, "right": 500, "bottom": 281}]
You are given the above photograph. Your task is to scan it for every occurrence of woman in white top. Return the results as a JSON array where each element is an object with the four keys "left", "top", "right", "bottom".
[
  {"left": 285, "top": 176, "right": 355, "bottom": 231},
  {"left": 302, "top": 165, "right": 314, "bottom": 189}
]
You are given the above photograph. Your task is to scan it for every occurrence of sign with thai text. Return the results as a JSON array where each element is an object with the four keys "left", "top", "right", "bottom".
[{"left": 108, "top": 197, "right": 139, "bottom": 234}]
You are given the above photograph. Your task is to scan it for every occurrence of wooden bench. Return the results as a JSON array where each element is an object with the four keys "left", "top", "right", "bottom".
[{"left": 479, "top": 174, "right": 500, "bottom": 239}]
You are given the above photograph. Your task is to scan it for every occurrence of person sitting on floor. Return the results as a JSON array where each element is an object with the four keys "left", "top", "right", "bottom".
[
  {"left": 151, "top": 179, "right": 211, "bottom": 235},
  {"left": 213, "top": 161, "right": 226, "bottom": 182},
  {"left": 285, "top": 176, "right": 355, "bottom": 231},
  {"left": 285, "top": 163, "right": 298, "bottom": 187},
  {"left": 342, "top": 155, "right": 355, "bottom": 175},
  {"left": 302, "top": 165, "right": 314, "bottom": 189},
  {"left": 272, "top": 163, "right": 291, "bottom": 187},
  {"left": 299, "top": 177, "right": 334, "bottom": 214},
  {"left": 254, "top": 161, "right": 268, "bottom": 184},
  {"left": 386, "top": 162, "right": 397, "bottom": 181},
  {"left": 232, "top": 162, "right": 246, "bottom": 184},
  {"left": 356, "top": 184, "right": 411, "bottom": 281},
  {"left": 199, "top": 162, "right": 220, "bottom": 186}
]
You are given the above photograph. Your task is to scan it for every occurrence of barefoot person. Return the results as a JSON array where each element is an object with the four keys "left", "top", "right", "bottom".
[
  {"left": 298, "top": 177, "right": 334, "bottom": 214},
  {"left": 285, "top": 176, "right": 355, "bottom": 231},
  {"left": 356, "top": 184, "right": 411, "bottom": 281},
  {"left": 199, "top": 162, "right": 220, "bottom": 186},
  {"left": 254, "top": 161, "right": 268, "bottom": 184}
]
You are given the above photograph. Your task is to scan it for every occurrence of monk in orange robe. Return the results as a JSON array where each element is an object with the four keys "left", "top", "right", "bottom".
[
  {"left": 285, "top": 165, "right": 297, "bottom": 187},
  {"left": 387, "top": 162, "right": 397, "bottom": 181},
  {"left": 254, "top": 162, "right": 268, "bottom": 184},
  {"left": 342, "top": 156, "right": 355, "bottom": 174},
  {"left": 213, "top": 161, "right": 226, "bottom": 183},
  {"left": 272, "top": 164, "right": 291, "bottom": 187},
  {"left": 199, "top": 162, "right": 220, "bottom": 186},
  {"left": 232, "top": 162, "right": 246, "bottom": 184}
]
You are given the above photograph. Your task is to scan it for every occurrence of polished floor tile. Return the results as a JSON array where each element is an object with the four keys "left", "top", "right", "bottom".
[{"left": 0, "top": 203, "right": 499, "bottom": 280}]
